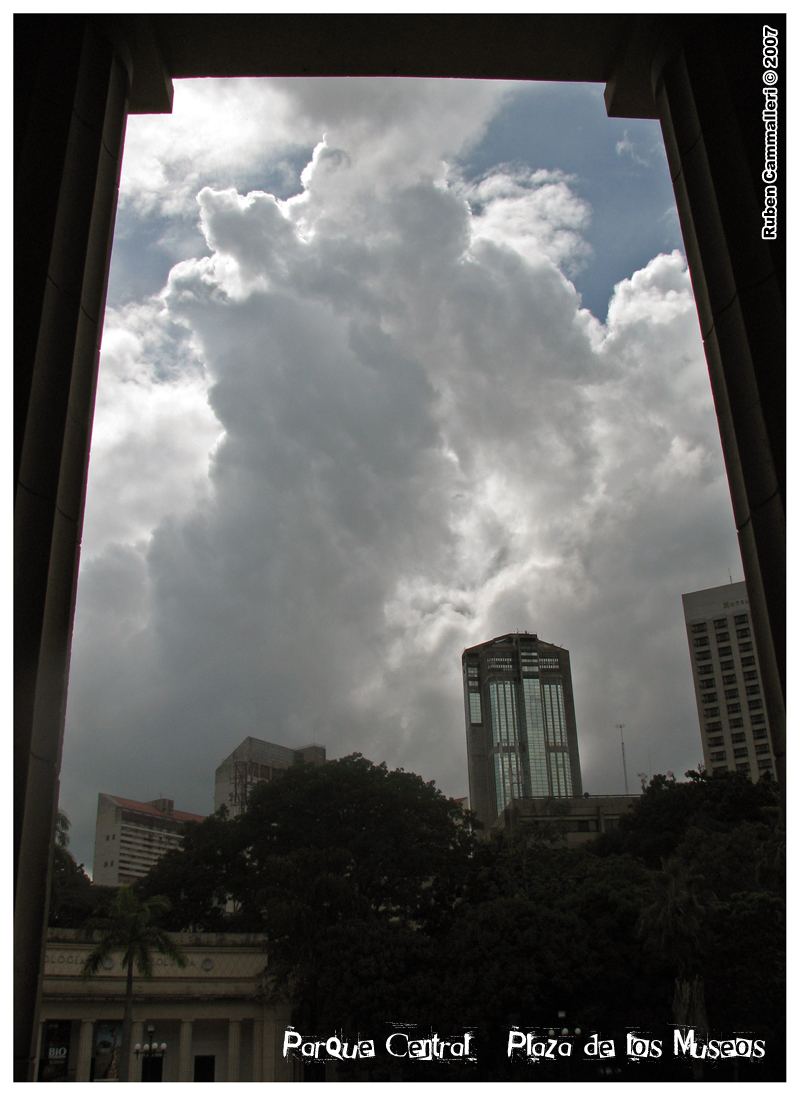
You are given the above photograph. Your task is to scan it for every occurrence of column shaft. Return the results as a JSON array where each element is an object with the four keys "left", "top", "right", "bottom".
[
  {"left": 76, "top": 1019, "right": 95, "bottom": 1083},
  {"left": 14, "top": 17, "right": 131, "bottom": 1081},
  {"left": 227, "top": 1019, "right": 241, "bottom": 1082},
  {"left": 178, "top": 1020, "right": 193, "bottom": 1082},
  {"left": 656, "top": 20, "right": 785, "bottom": 799}
]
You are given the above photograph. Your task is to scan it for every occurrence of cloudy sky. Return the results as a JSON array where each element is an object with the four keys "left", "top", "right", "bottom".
[{"left": 60, "top": 77, "right": 743, "bottom": 872}]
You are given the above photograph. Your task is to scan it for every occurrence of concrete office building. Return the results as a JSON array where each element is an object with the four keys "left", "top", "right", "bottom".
[
  {"left": 463, "top": 633, "right": 583, "bottom": 829},
  {"left": 92, "top": 795, "right": 206, "bottom": 887},
  {"left": 214, "top": 738, "right": 326, "bottom": 817},
  {"left": 682, "top": 582, "right": 776, "bottom": 780}
]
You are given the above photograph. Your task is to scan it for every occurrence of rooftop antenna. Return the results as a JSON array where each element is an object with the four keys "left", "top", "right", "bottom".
[
  {"left": 728, "top": 565, "right": 733, "bottom": 584},
  {"left": 616, "top": 724, "right": 629, "bottom": 795}
]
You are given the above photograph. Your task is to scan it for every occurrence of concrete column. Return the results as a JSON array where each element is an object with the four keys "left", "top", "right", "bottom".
[
  {"left": 655, "top": 20, "right": 785, "bottom": 802},
  {"left": 129, "top": 1021, "right": 144, "bottom": 1082},
  {"left": 13, "top": 17, "right": 131, "bottom": 1081},
  {"left": 252, "top": 1013, "right": 263, "bottom": 1082},
  {"left": 178, "top": 1020, "right": 193, "bottom": 1083},
  {"left": 75, "top": 1020, "right": 95, "bottom": 1083},
  {"left": 227, "top": 1020, "right": 241, "bottom": 1082}
]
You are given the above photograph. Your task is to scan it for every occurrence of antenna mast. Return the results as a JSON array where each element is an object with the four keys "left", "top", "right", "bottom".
[{"left": 616, "top": 723, "right": 629, "bottom": 795}]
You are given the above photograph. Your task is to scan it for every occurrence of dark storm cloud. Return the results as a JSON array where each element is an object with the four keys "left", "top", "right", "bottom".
[{"left": 61, "top": 79, "right": 741, "bottom": 870}]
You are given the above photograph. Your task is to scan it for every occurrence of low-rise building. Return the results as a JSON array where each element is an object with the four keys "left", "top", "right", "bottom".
[
  {"left": 492, "top": 793, "right": 641, "bottom": 845},
  {"left": 36, "top": 929, "right": 293, "bottom": 1082},
  {"left": 92, "top": 795, "right": 206, "bottom": 887}
]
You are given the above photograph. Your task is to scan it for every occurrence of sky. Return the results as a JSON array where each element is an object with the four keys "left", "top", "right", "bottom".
[{"left": 59, "top": 77, "right": 744, "bottom": 873}]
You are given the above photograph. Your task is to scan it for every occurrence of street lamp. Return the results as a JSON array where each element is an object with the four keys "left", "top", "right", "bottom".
[{"left": 134, "top": 1024, "right": 167, "bottom": 1082}]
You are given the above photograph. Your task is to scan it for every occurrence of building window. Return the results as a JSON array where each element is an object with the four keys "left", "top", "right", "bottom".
[
  {"left": 752, "top": 726, "right": 767, "bottom": 739},
  {"left": 710, "top": 751, "right": 727, "bottom": 762},
  {"left": 705, "top": 721, "right": 722, "bottom": 732},
  {"left": 701, "top": 692, "right": 717, "bottom": 703},
  {"left": 691, "top": 623, "right": 707, "bottom": 633},
  {"left": 104, "top": 861, "right": 108, "bottom": 867},
  {"left": 704, "top": 707, "right": 720, "bottom": 717},
  {"left": 729, "top": 717, "right": 744, "bottom": 728},
  {"left": 755, "top": 743, "right": 771, "bottom": 755},
  {"left": 724, "top": 688, "right": 739, "bottom": 700},
  {"left": 522, "top": 676, "right": 549, "bottom": 796},
  {"left": 731, "top": 732, "right": 746, "bottom": 743},
  {"left": 718, "top": 646, "right": 732, "bottom": 657},
  {"left": 743, "top": 670, "right": 759, "bottom": 681},
  {"left": 693, "top": 636, "right": 710, "bottom": 647},
  {"left": 727, "top": 702, "right": 741, "bottom": 714},
  {"left": 695, "top": 651, "right": 712, "bottom": 662},
  {"left": 733, "top": 747, "right": 749, "bottom": 758},
  {"left": 757, "top": 759, "right": 773, "bottom": 771},
  {"left": 707, "top": 735, "right": 724, "bottom": 747},
  {"left": 713, "top": 618, "right": 728, "bottom": 629},
  {"left": 739, "top": 641, "right": 753, "bottom": 653},
  {"left": 745, "top": 684, "right": 761, "bottom": 696},
  {"left": 734, "top": 614, "right": 749, "bottom": 625},
  {"left": 106, "top": 835, "right": 110, "bottom": 841},
  {"left": 740, "top": 655, "right": 755, "bottom": 667},
  {"left": 722, "top": 674, "right": 737, "bottom": 686},
  {"left": 736, "top": 761, "right": 751, "bottom": 773},
  {"left": 720, "top": 660, "right": 734, "bottom": 671},
  {"left": 699, "top": 677, "right": 715, "bottom": 689},
  {"left": 737, "top": 627, "right": 751, "bottom": 639},
  {"left": 715, "top": 632, "right": 730, "bottom": 643},
  {"left": 712, "top": 765, "right": 729, "bottom": 774},
  {"left": 748, "top": 699, "right": 763, "bottom": 711},
  {"left": 469, "top": 692, "right": 482, "bottom": 724}
]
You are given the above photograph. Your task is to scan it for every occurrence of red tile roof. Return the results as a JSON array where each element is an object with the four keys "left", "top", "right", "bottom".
[{"left": 107, "top": 795, "right": 206, "bottom": 824}]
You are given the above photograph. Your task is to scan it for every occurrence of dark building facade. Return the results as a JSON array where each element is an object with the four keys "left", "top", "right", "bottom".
[{"left": 463, "top": 633, "right": 583, "bottom": 829}]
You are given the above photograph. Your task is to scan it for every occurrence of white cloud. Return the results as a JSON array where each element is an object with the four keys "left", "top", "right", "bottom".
[{"left": 62, "top": 80, "right": 739, "bottom": 867}]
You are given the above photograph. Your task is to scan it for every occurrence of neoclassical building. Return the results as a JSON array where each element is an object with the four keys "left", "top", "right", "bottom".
[{"left": 37, "top": 930, "right": 294, "bottom": 1082}]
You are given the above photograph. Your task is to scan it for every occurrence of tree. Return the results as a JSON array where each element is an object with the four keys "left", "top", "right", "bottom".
[
  {"left": 79, "top": 887, "right": 186, "bottom": 1081},
  {"left": 49, "top": 809, "right": 101, "bottom": 928}
]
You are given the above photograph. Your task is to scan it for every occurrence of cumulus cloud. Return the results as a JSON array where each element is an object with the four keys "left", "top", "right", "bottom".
[{"left": 62, "top": 79, "right": 740, "bottom": 868}]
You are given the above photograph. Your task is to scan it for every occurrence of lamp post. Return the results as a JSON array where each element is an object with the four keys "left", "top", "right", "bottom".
[
  {"left": 134, "top": 1024, "right": 167, "bottom": 1082},
  {"left": 548, "top": 1012, "right": 581, "bottom": 1082}
]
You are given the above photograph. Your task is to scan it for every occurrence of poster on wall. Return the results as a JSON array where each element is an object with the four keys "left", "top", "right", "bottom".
[
  {"left": 93, "top": 1023, "right": 122, "bottom": 1081},
  {"left": 38, "top": 1021, "right": 72, "bottom": 1082}
]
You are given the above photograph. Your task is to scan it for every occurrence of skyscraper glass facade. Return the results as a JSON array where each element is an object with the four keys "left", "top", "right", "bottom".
[{"left": 463, "top": 633, "right": 583, "bottom": 828}]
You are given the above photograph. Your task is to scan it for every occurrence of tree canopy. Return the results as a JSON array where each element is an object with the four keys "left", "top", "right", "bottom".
[{"left": 133, "top": 761, "right": 783, "bottom": 1081}]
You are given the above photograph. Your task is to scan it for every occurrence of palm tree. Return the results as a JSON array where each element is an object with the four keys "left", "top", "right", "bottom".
[
  {"left": 79, "top": 886, "right": 186, "bottom": 1081},
  {"left": 638, "top": 857, "right": 713, "bottom": 1078}
]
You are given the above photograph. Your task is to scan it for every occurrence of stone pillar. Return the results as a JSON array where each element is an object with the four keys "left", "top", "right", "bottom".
[
  {"left": 178, "top": 1020, "right": 193, "bottom": 1083},
  {"left": 129, "top": 1021, "right": 144, "bottom": 1082},
  {"left": 13, "top": 16, "right": 132, "bottom": 1081},
  {"left": 75, "top": 1019, "right": 95, "bottom": 1083},
  {"left": 227, "top": 1020, "right": 241, "bottom": 1082},
  {"left": 252, "top": 1013, "right": 263, "bottom": 1082},
  {"left": 655, "top": 19, "right": 785, "bottom": 801}
]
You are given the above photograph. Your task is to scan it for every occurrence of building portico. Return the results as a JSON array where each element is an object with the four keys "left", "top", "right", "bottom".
[{"left": 37, "top": 930, "right": 294, "bottom": 1082}]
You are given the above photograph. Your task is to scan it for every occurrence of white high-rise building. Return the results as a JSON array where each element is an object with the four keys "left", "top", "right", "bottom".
[
  {"left": 682, "top": 582, "right": 775, "bottom": 780},
  {"left": 92, "top": 795, "right": 206, "bottom": 886}
]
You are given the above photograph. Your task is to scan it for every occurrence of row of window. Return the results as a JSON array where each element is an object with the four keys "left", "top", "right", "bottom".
[{"left": 691, "top": 613, "right": 749, "bottom": 634}]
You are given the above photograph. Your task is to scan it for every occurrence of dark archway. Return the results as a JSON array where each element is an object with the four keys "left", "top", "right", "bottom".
[{"left": 15, "top": 14, "right": 784, "bottom": 1079}]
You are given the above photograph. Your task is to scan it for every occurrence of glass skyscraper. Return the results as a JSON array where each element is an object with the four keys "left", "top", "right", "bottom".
[{"left": 463, "top": 632, "right": 583, "bottom": 829}]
